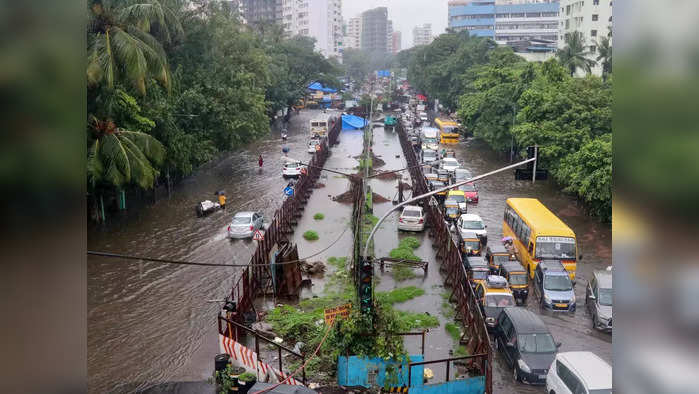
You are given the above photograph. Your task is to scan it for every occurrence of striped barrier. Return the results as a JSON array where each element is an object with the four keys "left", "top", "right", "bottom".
[
  {"left": 219, "top": 335, "right": 304, "bottom": 386},
  {"left": 383, "top": 386, "right": 409, "bottom": 393}
]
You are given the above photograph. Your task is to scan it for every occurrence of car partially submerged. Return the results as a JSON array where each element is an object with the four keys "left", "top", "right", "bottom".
[
  {"left": 228, "top": 211, "right": 264, "bottom": 239},
  {"left": 398, "top": 205, "right": 425, "bottom": 232},
  {"left": 282, "top": 160, "right": 305, "bottom": 178}
]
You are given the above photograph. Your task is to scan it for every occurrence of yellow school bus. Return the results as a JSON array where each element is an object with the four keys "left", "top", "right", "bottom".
[
  {"left": 502, "top": 198, "right": 578, "bottom": 282},
  {"left": 435, "top": 118, "right": 460, "bottom": 144}
]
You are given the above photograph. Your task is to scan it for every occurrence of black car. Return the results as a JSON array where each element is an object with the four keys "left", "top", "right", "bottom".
[{"left": 494, "top": 308, "right": 560, "bottom": 385}]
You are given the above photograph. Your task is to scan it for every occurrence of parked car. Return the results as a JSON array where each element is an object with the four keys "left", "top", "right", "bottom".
[
  {"left": 586, "top": 268, "right": 613, "bottom": 332},
  {"left": 475, "top": 275, "right": 516, "bottom": 330},
  {"left": 398, "top": 205, "right": 425, "bottom": 232},
  {"left": 421, "top": 149, "right": 438, "bottom": 164},
  {"left": 307, "top": 139, "right": 320, "bottom": 153},
  {"left": 546, "top": 352, "right": 612, "bottom": 394},
  {"left": 459, "top": 182, "right": 479, "bottom": 203},
  {"left": 440, "top": 157, "right": 461, "bottom": 173},
  {"left": 465, "top": 255, "right": 489, "bottom": 286},
  {"left": 282, "top": 160, "right": 305, "bottom": 178},
  {"left": 228, "top": 211, "right": 264, "bottom": 239},
  {"left": 494, "top": 308, "right": 560, "bottom": 385},
  {"left": 534, "top": 260, "right": 576, "bottom": 312},
  {"left": 456, "top": 214, "right": 487, "bottom": 243},
  {"left": 499, "top": 261, "right": 529, "bottom": 305},
  {"left": 460, "top": 231, "right": 483, "bottom": 257}
]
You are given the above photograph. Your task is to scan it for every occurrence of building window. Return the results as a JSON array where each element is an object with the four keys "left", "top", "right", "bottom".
[
  {"left": 592, "top": 14, "right": 599, "bottom": 21},
  {"left": 593, "top": 0, "right": 599, "bottom": 4},
  {"left": 591, "top": 29, "right": 597, "bottom": 36},
  {"left": 590, "top": 45, "right": 597, "bottom": 53},
  {"left": 565, "top": 20, "right": 569, "bottom": 29}
]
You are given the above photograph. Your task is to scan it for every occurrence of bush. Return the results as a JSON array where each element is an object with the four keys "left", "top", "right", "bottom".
[
  {"left": 377, "top": 286, "right": 425, "bottom": 304},
  {"left": 238, "top": 372, "right": 256, "bottom": 382},
  {"left": 313, "top": 213, "right": 325, "bottom": 220},
  {"left": 399, "top": 237, "right": 420, "bottom": 249},
  {"left": 395, "top": 311, "right": 440, "bottom": 330},
  {"left": 303, "top": 230, "right": 319, "bottom": 241},
  {"left": 392, "top": 265, "right": 417, "bottom": 282},
  {"left": 389, "top": 247, "right": 419, "bottom": 261},
  {"left": 445, "top": 322, "right": 461, "bottom": 342}
]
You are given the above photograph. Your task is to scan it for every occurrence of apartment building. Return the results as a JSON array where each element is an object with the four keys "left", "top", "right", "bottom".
[
  {"left": 241, "top": 0, "right": 282, "bottom": 25},
  {"left": 360, "top": 7, "right": 389, "bottom": 54},
  {"left": 344, "top": 16, "right": 362, "bottom": 49},
  {"left": 392, "top": 31, "right": 402, "bottom": 54},
  {"left": 282, "top": 0, "right": 343, "bottom": 58},
  {"left": 412, "top": 23, "right": 433, "bottom": 46},
  {"left": 387, "top": 20, "right": 394, "bottom": 53},
  {"left": 558, "top": 0, "right": 612, "bottom": 74}
]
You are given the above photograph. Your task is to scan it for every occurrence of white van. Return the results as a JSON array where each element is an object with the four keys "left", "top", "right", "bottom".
[{"left": 546, "top": 351, "right": 612, "bottom": 394}]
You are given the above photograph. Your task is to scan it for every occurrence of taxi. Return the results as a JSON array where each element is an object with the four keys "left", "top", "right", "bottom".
[
  {"left": 465, "top": 255, "right": 490, "bottom": 287},
  {"left": 460, "top": 230, "right": 482, "bottom": 256},
  {"left": 475, "top": 275, "right": 516, "bottom": 331},
  {"left": 446, "top": 190, "right": 467, "bottom": 213},
  {"left": 485, "top": 243, "right": 516, "bottom": 273},
  {"left": 444, "top": 199, "right": 461, "bottom": 222}
]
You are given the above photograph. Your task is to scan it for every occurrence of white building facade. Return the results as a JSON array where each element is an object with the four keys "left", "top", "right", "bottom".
[
  {"left": 343, "top": 16, "right": 361, "bottom": 49},
  {"left": 282, "top": 0, "right": 343, "bottom": 58},
  {"left": 413, "top": 23, "right": 433, "bottom": 47},
  {"left": 558, "top": 0, "right": 612, "bottom": 75}
]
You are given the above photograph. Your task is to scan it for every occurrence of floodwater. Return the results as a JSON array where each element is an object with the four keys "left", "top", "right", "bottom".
[{"left": 88, "top": 108, "right": 611, "bottom": 394}]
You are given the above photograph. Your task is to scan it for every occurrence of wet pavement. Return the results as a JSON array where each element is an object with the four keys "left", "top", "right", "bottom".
[{"left": 88, "top": 108, "right": 611, "bottom": 393}]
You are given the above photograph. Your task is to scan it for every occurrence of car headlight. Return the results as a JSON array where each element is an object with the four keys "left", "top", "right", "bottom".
[
  {"left": 544, "top": 294, "right": 552, "bottom": 304},
  {"left": 570, "top": 293, "right": 576, "bottom": 304},
  {"left": 485, "top": 317, "right": 495, "bottom": 325},
  {"left": 517, "top": 359, "right": 531, "bottom": 373}
]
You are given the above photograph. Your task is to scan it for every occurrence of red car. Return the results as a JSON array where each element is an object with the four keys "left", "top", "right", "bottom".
[{"left": 459, "top": 182, "right": 479, "bottom": 203}]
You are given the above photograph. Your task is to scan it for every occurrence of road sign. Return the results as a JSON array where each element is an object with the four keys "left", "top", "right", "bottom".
[
  {"left": 429, "top": 196, "right": 439, "bottom": 207},
  {"left": 253, "top": 230, "right": 264, "bottom": 241},
  {"left": 324, "top": 303, "right": 352, "bottom": 325},
  {"left": 283, "top": 186, "right": 294, "bottom": 196}
]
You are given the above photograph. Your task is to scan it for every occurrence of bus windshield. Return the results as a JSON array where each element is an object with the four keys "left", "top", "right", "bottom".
[{"left": 536, "top": 237, "right": 576, "bottom": 259}]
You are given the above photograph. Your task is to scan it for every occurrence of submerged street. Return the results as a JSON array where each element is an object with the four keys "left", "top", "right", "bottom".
[{"left": 88, "top": 108, "right": 611, "bottom": 393}]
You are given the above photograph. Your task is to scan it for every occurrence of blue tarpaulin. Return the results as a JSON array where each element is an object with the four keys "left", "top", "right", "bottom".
[
  {"left": 377, "top": 70, "right": 391, "bottom": 77},
  {"left": 341, "top": 114, "right": 367, "bottom": 130},
  {"left": 308, "top": 82, "right": 337, "bottom": 93}
]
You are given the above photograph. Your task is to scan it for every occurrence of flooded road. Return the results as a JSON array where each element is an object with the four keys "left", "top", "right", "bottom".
[{"left": 88, "top": 108, "right": 611, "bottom": 393}]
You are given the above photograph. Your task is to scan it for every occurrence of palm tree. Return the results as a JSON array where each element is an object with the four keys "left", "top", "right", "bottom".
[
  {"left": 595, "top": 36, "right": 612, "bottom": 79},
  {"left": 557, "top": 31, "right": 597, "bottom": 76},
  {"left": 87, "top": 0, "right": 183, "bottom": 95},
  {"left": 87, "top": 116, "right": 165, "bottom": 189}
]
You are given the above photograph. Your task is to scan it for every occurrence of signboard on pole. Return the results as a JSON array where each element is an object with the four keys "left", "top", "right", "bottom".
[
  {"left": 253, "top": 230, "right": 264, "bottom": 241},
  {"left": 324, "top": 303, "right": 352, "bottom": 325},
  {"left": 284, "top": 186, "right": 294, "bottom": 196}
]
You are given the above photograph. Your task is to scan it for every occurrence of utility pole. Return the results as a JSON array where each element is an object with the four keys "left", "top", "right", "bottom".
[{"left": 532, "top": 145, "right": 538, "bottom": 183}]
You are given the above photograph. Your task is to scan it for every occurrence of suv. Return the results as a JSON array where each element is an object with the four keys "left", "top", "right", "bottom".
[
  {"left": 534, "top": 260, "right": 576, "bottom": 312},
  {"left": 546, "top": 351, "right": 612, "bottom": 394},
  {"left": 475, "top": 275, "right": 516, "bottom": 331},
  {"left": 494, "top": 308, "right": 560, "bottom": 385},
  {"left": 586, "top": 268, "right": 613, "bottom": 331},
  {"left": 499, "top": 261, "right": 529, "bottom": 305}
]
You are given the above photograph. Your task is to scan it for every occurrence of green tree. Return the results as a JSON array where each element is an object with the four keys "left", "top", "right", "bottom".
[
  {"left": 595, "top": 36, "right": 612, "bottom": 79},
  {"left": 86, "top": 0, "right": 183, "bottom": 95},
  {"left": 557, "top": 31, "right": 596, "bottom": 76}
]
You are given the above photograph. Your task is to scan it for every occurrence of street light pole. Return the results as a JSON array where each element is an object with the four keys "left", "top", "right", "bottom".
[{"left": 362, "top": 157, "right": 536, "bottom": 258}]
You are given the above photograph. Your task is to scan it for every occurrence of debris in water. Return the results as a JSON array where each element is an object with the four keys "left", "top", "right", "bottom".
[
  {"left": 398, "top": 181, "right": 412, "bottom": 190},
  {"left": 314, "top": 182, "right": 326, "bottom": 189},
  {"left": 333, "top": 190, "right": 355, "bottom": 203},
  {"left": 373, "top": 170, "right": 401, "bottom": 180},
  {"left": 372, "top": 192, "right": 390, "bottom": 203}
]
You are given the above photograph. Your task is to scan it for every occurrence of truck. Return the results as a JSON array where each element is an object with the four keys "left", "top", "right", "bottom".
[
  {"left": 421, "top": 127, "right": 440, "bottom": 151},
  {"left": 309, "top": 119, "right": 328, "bottom": 137}
]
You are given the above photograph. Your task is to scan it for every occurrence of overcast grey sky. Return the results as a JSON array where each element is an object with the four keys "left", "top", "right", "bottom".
[{"left": 343, "top": 0, "right": 449, "bottom": 51}]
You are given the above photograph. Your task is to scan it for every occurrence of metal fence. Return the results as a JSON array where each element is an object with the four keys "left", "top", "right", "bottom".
[
  {"left": 223, "top": 119, "right": 343, "bottom": 326},
  {"left": 395, "top": 122, "right": 492, "bottom": 394}
]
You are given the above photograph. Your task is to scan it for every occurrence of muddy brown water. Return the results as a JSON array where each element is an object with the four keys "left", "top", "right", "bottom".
[{"left": 88, "top": 110, "right": 611, "bottom": 393}]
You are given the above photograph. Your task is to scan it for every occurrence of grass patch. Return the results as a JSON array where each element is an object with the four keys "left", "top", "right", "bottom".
[
  {"left": 303, "top": 230, "right": 319, "bottom": 241},
  {"left": 399, "top": 237, "right": 420, "bottom": 249},
  {"left": 376, "top": 286, "right": 425, "bottom": 304},
  {"left": 445, "top": 322, "right": 461, "bottom": 342},
  {"left": 389, "top": 247, "right": 420, "bottom": 261},
  {"left": 454, "top": 345, "right": 469, "bottom": 356},
  {"left": 392, "top": 265, "right": 417, "bottom": 281},
  {"left": 395, "top": 311, "right": 440, "bottom": 330},
  {"left": 441, "top": 300, "right": 455, "bottom": 318},
  {"left": 313, "top": 213, "right": 325, "bottom": 220}
]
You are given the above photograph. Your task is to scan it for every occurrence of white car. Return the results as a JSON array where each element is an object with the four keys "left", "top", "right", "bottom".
[
  {"left": 228, "top": 211, "right": 264, "bottom": 239},
  {"left": 456, "top": 213, "right": 487, "bottom": 241},
  {"left": 282, "top": 160, "right": 304, "bottom": 178},
  {"left": 398, "top": 205, "right": 425, "bottom": 232},
  {"left": 307, "top": 139, "right": 320, "bottom": 153},
  {"left": 546, "top": 352, "right": 612, "bottom": 394},
  {"left": 440, "top": 157, "right": 460, "bottom": 173},
  {"left": 421, "top": 149, "right": 438, "bottom": 164}
]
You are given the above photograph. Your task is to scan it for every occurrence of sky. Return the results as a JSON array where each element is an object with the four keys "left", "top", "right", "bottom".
[{"left": 343, "top": 0, "right": 449, "bottom": 51}]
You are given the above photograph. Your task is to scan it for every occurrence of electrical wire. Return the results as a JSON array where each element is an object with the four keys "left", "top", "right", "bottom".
[
  {"left": 251, "top": 318, "right": 335, "bottom": 393},
  {"left": 87, "top": 224, "right": 350, "bottom": 268}
]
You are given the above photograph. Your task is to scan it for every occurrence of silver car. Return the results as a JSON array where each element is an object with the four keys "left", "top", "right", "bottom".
[
  {"left": 228, "top": 211, "right": 264, "bottom": 239},
  {"left": 398, "top": 205, "right": 425, "bottom": 232}
]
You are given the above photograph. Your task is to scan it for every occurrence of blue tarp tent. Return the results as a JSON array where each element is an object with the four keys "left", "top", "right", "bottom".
[
  {"left": 308, "top": 82, "right": 337, "bottom": 93},
  {"left": 341, "top": 114, "right": 367, "bottom": 130}
]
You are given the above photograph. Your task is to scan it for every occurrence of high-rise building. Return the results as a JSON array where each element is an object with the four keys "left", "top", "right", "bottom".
[
  {"left": 558, "top": 0, "right": 612, "bottom": 75},
  {"left": 344, "top": 16, "right": 362, "bottom": 49},
  {"left": 360, "top": 7, "right": 389, "bottom": 54},
  {"left": 412, "top": 23, "right": 433, "bottom": 46},
  {"left": 448, "top": 1, "right": 559, "bottom": 53},
  {"left": 392, "top": 31, "right": 402, "bottom": 54},
  {"left": 387, "top": 20, "right": 394, "bottom": 54},
  {"left": 241, "top": 0, "right": 282, "bottom": 25},
  {"left": 282, "top": 0, "right": 343, "bottom": 58}
]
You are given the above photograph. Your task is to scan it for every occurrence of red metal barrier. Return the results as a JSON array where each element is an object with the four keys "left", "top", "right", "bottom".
[
  {"left": 395, "top": 122, "right": 493, "bottom": 394},
  {"left": 224, "top": 120, "right": 343, "bottom": 325}
]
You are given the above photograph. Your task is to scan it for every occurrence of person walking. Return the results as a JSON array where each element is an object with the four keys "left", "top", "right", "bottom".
[
  {"left": 218, "top": 192, "right": 226, "bottom": 210},
  {"left": 258, "top": 154, "right": 264, "bottom": 168}
]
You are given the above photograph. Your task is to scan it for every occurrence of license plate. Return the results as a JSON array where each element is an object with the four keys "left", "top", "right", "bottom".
[{"left": 555, "top": 303, "right": 567, "bottom": 308}]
